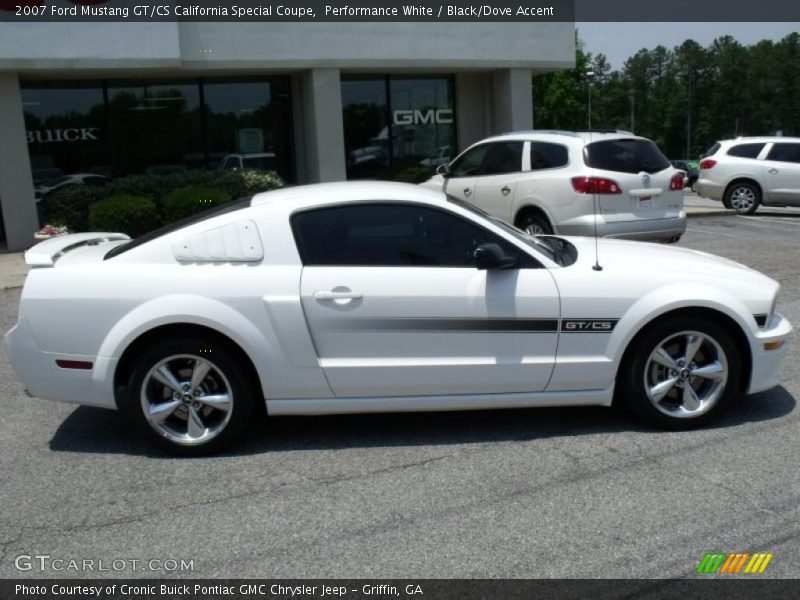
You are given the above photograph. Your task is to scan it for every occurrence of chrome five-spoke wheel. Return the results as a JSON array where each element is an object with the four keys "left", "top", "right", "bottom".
[
  {"left": 141, "top": 354, "right": 234, "bottom": 446},
  {"left": 644, "top": 331, "right": 728, "bottom": 418}
]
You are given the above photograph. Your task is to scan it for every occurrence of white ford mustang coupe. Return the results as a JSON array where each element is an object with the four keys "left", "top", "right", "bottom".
[{"left": 5, "top": 182, "right": 792, "bottom": 454}]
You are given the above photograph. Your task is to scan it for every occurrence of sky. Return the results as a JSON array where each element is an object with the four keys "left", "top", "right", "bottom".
[{"left": 576, "top": 22, "right": 799, "bottom": 70}]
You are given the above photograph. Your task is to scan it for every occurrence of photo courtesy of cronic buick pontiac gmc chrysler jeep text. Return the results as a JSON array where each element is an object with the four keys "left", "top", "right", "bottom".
[
  {"left": 5, "top": 182, "right": 791, "bottom": 455},
  {"left": 421, "top": 130, "right": 687, "bottom": 242},
  {"left": 696, "top": 136, "right": 800, "bottom": 214}
]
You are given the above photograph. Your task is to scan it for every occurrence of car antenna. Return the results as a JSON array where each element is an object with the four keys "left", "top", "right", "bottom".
[{"left": 589, "top": 127, "right": 603, "bottom": 271}]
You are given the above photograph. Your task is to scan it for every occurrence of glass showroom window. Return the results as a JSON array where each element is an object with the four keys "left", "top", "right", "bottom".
[
  {"left": 341, "top": 75, "right": 455, "bottom": 179},
  {"left": 203, "top": 77, "right": 295, "bottom": 182},
  {"left": 107, "top": 80, "right": 203, "bottom": 176},
  {"left": 22, "top": 82, "right": 108, "bottom": 184}
]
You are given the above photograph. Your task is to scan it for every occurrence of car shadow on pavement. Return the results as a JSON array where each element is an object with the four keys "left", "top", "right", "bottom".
[{"left": 49, "top": 386, "right": 796, "bottom": 457}]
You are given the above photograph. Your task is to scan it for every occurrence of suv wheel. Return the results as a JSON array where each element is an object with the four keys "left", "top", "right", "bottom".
[
  {"left": 516, "top": 212, "right": 552, "bottom": 236},
  {"left": 725, "top": 182, "right": 760, "bottom": 215}
]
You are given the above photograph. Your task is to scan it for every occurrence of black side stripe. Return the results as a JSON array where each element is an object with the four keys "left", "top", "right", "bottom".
[{"left": 321, "top": 318, "right": 619, "bottom": 333}]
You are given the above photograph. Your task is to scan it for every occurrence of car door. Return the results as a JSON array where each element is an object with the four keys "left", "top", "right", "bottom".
[
  {"left": 763, "top": 142, "right": 800, "bottom": 205},
  {"left": 444, "top": 144, "right": 488, "bottom": 203},
  {"left": 293, "top": 202, "right": 560, "bottom": 398},
  {"left": 472, "top": 141, "right": 525, "bottom": 221}
]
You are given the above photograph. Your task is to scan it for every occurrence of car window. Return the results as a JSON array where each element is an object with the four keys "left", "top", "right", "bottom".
[
  {"left": 727, "top": 143, "right": 765, "bottom": 158},
  {"left": 292, "top": 203, "right": 537, "bottom": 268},
  {"left": 766, "top": 143, "right": 800, "bottom": 163},
  {"left": 530, "top": 142, "right": 568, "bottom": 170},
  {"left": 583, "top": 139, "right": 670, "bottom": 174},
  {"left": 449, "top": 145, "right": 488, "bottom": 177},
  {"left": 480, "top": 142, "right": 524, "bottom": 175},
  {"left": 222, "top": 157, "right": 239, "bottom": 170},
  {"left": 243, "top": 156, "right": 277, "bottom": 171},
  {"left": 703, "top": 142, "right": 721, "bottom": 158}
]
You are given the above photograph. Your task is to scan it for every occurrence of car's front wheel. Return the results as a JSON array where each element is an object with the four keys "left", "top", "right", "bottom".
[
  {"left": 725, "top": 182, "right": 761, "bottom": 215},
  {"left": 618, "top": 316, "right": 741, "bottom": 428},
  {"left": 125, "top": 336, "right": 257, "bottom": 455}
]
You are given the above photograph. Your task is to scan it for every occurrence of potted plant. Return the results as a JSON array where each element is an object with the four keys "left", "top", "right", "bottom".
[{"left": 34, "top": 224, "right": 70, "bottom": 241}]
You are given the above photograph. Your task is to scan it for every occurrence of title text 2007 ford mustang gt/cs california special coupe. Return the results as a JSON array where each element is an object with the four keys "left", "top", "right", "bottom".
[{"left": 5, "top": 182, "right": 792, "bottom": 454}]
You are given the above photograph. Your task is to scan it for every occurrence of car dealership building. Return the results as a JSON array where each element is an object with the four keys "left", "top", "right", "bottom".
[{"left": 0, "top": 19, "right": 574, "bottom": 250}]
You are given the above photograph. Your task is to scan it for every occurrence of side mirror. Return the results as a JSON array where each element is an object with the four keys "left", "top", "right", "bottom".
[
  {"left": 436, "top": 163, "right": 451, "bottom": 178},
  {"left": 474, "top": 243, "right": 518, "bottom": 270}
]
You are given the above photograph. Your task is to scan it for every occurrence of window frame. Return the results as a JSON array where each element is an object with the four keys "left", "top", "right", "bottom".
[
  {"left": 528, "top": 141, "right": 570, "bottom": 172},
  {"left": 290, "top": 200, "right": 543, "bottom": 269}
]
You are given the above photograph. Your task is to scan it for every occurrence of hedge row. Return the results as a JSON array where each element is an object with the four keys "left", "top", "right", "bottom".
[{"left": 44, "top": 170, "right": 284, "bottom": 234}]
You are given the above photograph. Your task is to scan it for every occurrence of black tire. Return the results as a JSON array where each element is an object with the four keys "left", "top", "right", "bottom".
[
  {"left": 617, "top": 315, "right": 742, "bottom": 429},
  {"left": 516, "top": 211, "right": 553, "bottom": 236},
  {"left": 123, "top": 335, "right": 257, "bottom": 455},
  {"left": 724, "top": 181, "right": 761, "bottom": 215}
]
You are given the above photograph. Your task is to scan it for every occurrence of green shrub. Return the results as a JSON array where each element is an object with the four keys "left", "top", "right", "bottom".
[
  {"left": 44, "top": 185, "right": 109, "bottom": 232},
  {"left": 88, "top": 195, "right": 160, "bottom": 237},
  {"left": 162, "top": 186, "right": 231, "bottom": 223},
  {"left": 42, "top": 169, "right": 285, "bottom": 233},
  {"left": 387, "top": 164, "right": 435, "bottom": 184}
]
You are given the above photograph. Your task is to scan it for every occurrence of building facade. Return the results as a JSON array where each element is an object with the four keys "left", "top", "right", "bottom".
[{"left": 0, "top": 21, "right": 574, "bottom": 250}]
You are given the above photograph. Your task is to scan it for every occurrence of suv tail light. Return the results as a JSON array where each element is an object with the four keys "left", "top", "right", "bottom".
[
  {"left": 669, "top": 173, "right": 685, "bottom": 191},
  {"left": 699, "top": 159, "right": 717, "bottom": 170},
  {"left": 571, "top": 176, "right": 622, "bottom": 195}
]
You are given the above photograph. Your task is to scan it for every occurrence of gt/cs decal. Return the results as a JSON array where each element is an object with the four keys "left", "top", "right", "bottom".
[{"left": 561, "top": 319, "right": 619, "bottom": 332}]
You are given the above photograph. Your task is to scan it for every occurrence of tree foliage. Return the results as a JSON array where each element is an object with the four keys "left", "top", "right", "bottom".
[{"left": 533, "top": 32, "right": 800, "bottom": 159}]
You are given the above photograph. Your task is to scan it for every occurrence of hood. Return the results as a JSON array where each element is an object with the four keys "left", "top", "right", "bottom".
[{"left": 565, "top": 236, "right": 771, "bottom": 285}]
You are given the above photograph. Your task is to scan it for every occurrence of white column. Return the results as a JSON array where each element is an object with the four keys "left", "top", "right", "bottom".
[
  {"left": 491, "top": 68, "right": 533, "bottom": 135},
  {"left": 0, "top": 73, "right": 38, "bottom": 251},
  {"left": 299, "top": 69, "right": 346, "bottom": 182}
]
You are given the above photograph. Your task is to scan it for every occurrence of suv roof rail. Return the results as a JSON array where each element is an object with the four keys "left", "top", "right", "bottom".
[
  {"left": 575, "top": 129, "right": 636, "bottom": 135},
  {"left": 501, "top": 129, "right": 581, "bottom": 138}
]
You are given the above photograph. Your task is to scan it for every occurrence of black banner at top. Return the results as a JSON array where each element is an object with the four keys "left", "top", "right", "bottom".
[{"left": 2, "top": 0, "right": 800, "bottom": 22}]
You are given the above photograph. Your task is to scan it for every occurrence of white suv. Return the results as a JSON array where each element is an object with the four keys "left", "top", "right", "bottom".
[
  {"left": 421, "top": 130, "right": 686, "bottom": 242},
  {"left": 696, "top": 137, "right": 800, "bottom": 214}
]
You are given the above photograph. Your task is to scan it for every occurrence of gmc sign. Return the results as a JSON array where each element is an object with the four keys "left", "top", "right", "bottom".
[{"left": 393, "top": 108, "right": 453, "bottom": 126}]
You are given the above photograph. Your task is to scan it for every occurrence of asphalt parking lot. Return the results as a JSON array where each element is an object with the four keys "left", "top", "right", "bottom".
[{"left": 1, "top": 207, "right": 799, "bottom": 579}]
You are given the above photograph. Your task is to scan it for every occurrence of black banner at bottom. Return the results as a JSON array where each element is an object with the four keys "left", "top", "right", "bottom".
[{"left": 2, "top": 579, "right": 799, "bottom": 600}]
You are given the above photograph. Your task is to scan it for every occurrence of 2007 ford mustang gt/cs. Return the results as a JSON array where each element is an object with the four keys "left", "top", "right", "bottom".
[{"left": 5, "top": 182, "right": 792, "bottom": 454}]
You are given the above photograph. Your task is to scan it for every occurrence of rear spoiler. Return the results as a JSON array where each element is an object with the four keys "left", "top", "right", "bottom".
[{"left": 25, "top": 232, "right": 130, "bottom": 267}]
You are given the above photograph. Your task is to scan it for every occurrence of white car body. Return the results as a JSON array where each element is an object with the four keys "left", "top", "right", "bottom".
[
  {"left": 421, "top": 130, "right": 687, "bottom": 242},
  {"left": 696, "top": 136, "right": 800, "bottom": 211},
  {"left": 4, "top": 182, "right": 791, "bottom": 451}
]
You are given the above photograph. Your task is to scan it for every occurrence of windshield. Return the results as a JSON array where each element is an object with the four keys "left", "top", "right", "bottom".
[
  {"left": 104, "top": 197, "right": 252, "bottom": 260},
  {"left": 445, "top": 195, "right": 563, "bottom": 263}
]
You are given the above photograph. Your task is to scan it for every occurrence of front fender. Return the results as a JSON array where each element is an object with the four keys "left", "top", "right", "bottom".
[{"left": 606, "top": 283, "right": 756, "bottom": 369}]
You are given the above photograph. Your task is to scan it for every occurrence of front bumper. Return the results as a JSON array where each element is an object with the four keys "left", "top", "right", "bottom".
[
  {"left": 5, "top": 317, "right": 117, "bottom": 409},
  {"left": 748, "top": 312, "right": 793, "bottom": 394}
]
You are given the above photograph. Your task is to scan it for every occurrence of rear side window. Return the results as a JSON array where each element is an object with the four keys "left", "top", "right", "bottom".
[
  {"left": 530, "top": 142, "right": 568, "bottom": 170},
  {"left": 481, "top": 142, "right": 524, "bottom": 175},
  {"left": 583, "top": 139, "right": 669, "bottom": 174},
  {"left": 766, "top": 143, "right": 800, "bottom": 163},
  {"left": 727, "top": 143, "right": 765, "bottom": 158}
]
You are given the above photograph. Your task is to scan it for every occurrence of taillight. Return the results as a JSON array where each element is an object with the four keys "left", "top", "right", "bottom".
[
  {"left": 571, "top": 176, "right": 622, "bottom": 195},
  {"left": 699, "top": 159, "right": 717, "bottom": 170},
  {"left": 669, "top": 173, "right": 684, "bottom": 191}
]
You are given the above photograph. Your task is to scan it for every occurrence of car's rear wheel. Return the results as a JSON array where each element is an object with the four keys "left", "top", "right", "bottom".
[
  {"left": 618, "top": 316, "right": 741, "bottom": 428},
  {"left": 516, "top": 212, "right": 552, "bottom": 236},
  {"left": 725, "top": 182, "right": 760, "bottom": 215},
  {"left": 125, "top": 336, "right": 256, "bottom": 455}
]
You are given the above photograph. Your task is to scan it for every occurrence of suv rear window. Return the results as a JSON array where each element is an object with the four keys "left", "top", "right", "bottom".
[
  {"left": 583, "top": 139, "right": 670, "bottom": 174},
  {"left": 727, "top": 143, "right": 765, "bottom": 158},
  {"left": 703, "top": 142, "right": 721, "bottom": 157}
]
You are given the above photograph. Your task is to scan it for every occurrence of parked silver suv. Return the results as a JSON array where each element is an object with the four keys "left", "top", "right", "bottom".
[
  {"left": 696, "top": 136, "right": 800, "bottom": 214},
  {"left": 421, "top": 130, "right": 686, "bottom": 242}
]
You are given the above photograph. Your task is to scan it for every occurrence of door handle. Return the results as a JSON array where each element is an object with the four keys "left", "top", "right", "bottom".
[
  {"left": 463, "top": 188, "right": 472, "bottom": 197},
  {"left": 768, "top": 168, "right": 779, "bottom": 174},
  {"left": 314, "top": 290, "right": 363, "bottom": 301},
  {"left": 501, "top": 186, "right": 511, "bottom": 196}
]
